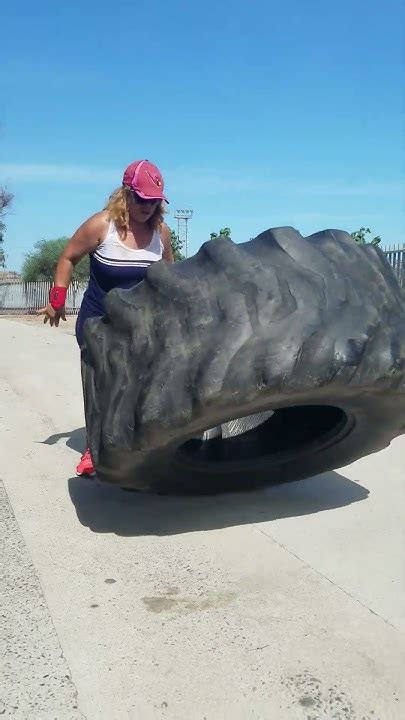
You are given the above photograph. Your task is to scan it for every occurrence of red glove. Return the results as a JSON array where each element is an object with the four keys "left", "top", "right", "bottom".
[{"left": 49, "top": 286, "right": 67, "bottom": 310}]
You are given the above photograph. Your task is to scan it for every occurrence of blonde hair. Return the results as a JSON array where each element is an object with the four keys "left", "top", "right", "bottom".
[{"left": 104, "top": 187, "right": 165, "bottom": 234}]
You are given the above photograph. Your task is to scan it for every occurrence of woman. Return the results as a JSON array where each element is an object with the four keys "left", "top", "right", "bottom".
[{"left": 39, "top": 159, "right": 174, "bottom": 476}]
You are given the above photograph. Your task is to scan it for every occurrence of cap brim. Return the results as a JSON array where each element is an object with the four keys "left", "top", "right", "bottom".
[
  {"left": 123, "top": 183, "right": 169, "bottom": 203},
  {"left": 134, "top": 189, "right": 169, "bottom": 203}
]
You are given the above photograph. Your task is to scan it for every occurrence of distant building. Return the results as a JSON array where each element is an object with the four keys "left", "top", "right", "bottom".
[{"left": 0, "top": 270, "right": 22, "bottom": 283}]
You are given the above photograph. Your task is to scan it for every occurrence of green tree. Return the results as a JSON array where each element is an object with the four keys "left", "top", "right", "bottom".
[
  {"left": 0, "top": 188, "right": 14, "bottom": 268},
  {"left": 170, "top": 228, "right": 186, "bottom": 262},
  {"left": 22, "top": 238, "right": 90, "bottom": 282},
  {"left": 210, "top": 227, "right": 231, "bottom": 240},
  {"left": 351, "top": 227, "right": 381, "bottom": 246}
]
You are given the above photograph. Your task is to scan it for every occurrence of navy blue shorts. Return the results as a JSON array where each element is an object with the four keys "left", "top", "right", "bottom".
[{"left": 75, "top": 308, "right": 103, "bottom": 348}]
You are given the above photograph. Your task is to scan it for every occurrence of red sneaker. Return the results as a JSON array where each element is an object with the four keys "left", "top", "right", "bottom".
[{"left": 76, "top": 448, "right": 96, "bottom": 477}]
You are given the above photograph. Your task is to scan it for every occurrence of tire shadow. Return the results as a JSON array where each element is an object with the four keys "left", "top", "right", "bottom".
[
  {"left": 42, "top": 427, "right": 86, "bottom": 454},
  {"left": 42, "top": 427, "right": 370, "bottom": 537},
  {"left": 68, "top": 471, "right": 369, "bottom": 537}
]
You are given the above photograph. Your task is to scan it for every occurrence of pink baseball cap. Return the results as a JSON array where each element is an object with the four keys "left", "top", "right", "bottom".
[{"left": 122, "top": 159, "right": 168, "bottom": 202}]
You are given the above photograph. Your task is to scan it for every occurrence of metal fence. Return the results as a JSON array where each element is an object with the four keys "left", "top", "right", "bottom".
[
  {"left": 384, "top": 244, "right": 405, "bottom": 288},
  {"left": 0, "top": 281, "right": 87, "bottom": 315},
  {"left": 0, "top": 244, "right": 404, "bottom": 314}
]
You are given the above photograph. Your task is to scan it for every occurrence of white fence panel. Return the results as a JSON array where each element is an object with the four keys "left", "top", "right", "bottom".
[
  {"left": 384, "top": 244, "right": 404, "bottom": 288},
  {"left": 0, "top": 282, "right": 87, "bottom": 314}
]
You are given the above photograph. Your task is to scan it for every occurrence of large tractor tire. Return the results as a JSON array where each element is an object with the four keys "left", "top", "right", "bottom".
[{"left": 81, "top": 227, "right": 405, "bottom": 494}]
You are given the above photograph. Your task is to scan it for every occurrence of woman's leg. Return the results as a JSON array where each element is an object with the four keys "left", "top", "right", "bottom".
[
  {"left": 75, "top": 311, "right": 85, "bottom": 349},
  {"left": 75, "top": 310, "right": 96, "bottom": 476}
]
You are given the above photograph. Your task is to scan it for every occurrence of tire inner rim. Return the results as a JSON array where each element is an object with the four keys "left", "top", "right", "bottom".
[{"left": 178, "top": 405, "right": 348, "bottom": 465}]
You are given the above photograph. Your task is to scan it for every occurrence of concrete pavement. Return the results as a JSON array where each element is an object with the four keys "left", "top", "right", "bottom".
[{"left": 0, "top": 318, "right": 404, "bottom": 719}]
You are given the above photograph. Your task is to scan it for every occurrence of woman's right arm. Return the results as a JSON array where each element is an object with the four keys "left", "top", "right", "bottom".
[{"left": 38, "top": 213, "right": 108, "bottom": 327}]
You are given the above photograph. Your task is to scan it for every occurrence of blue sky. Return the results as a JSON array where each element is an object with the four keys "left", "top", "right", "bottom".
[{"left": 1, "top": 0, "right": 403, "bottom": 271}]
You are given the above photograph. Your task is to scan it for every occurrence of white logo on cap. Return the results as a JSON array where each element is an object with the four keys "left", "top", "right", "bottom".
[{"left": 146, "top": 170, "right": 161, "bottom": 187}]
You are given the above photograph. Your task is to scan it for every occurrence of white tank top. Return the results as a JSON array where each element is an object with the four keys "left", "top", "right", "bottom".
[
  {"left": 86, "top": 220, "right": 164, "bottom": 300},
  {"left": 95, "top": 220, "right": 164, "bottom": 266}
]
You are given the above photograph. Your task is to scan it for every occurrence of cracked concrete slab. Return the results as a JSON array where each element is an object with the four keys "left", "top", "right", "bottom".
[
  {"left": 0, "top": 319, "right": 404, "bottom": 719},
  {"left": 0, "top": 481, "right": 84, "bottom": 719}
]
